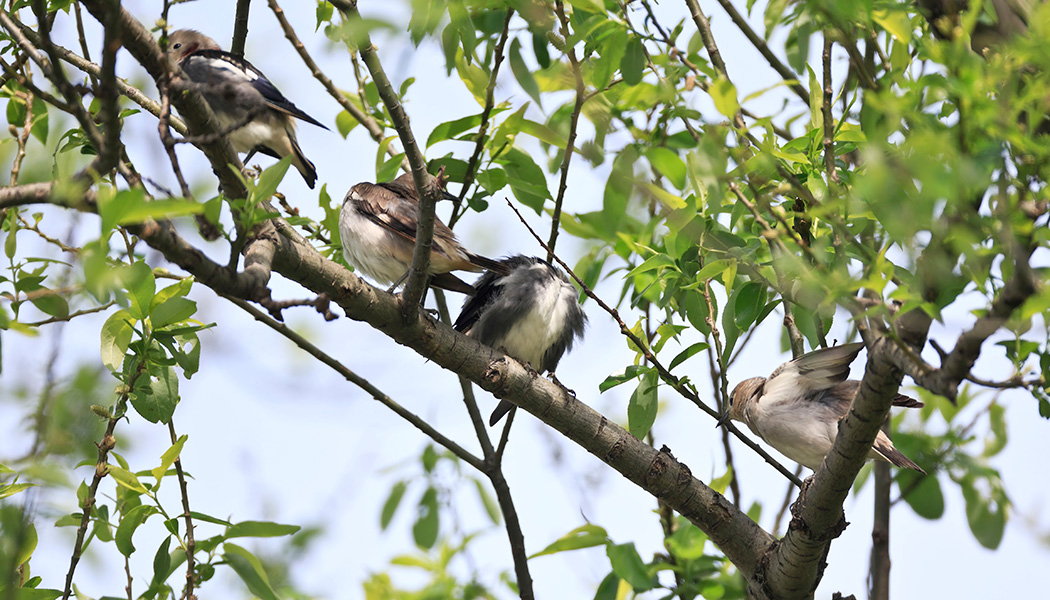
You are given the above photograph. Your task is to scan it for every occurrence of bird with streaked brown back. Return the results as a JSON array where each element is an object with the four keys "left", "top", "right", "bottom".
[{"left": 339, "top": 173, "right": 509, "bottom": 296}]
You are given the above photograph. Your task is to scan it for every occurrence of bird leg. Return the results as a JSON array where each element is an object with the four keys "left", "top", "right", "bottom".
[
  {"left": 549, "top": 372, "right": 576, "bottom": 397},
  {"left": 387, "top": 269, "right": 433, "bottom": 307}
]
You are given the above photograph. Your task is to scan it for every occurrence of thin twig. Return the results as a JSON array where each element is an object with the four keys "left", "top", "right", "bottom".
[
  {"left": 822, "top": 36, "right": 839, "bottom": 185},
  {"left": 449, "top": 7, "right": 514, "bottom": 228},
  {"left": 339, "top": 1, "right": 437, "bottom": 313},
  {"left": 546, "top": 1, "right": 585, "bottom": 261},
  {"left": 223, "top": 294, "right": 486, "bottom": 470},
  {"left": 231, "top": 0, "right": 252, "bottom": 56},
  {"left": 62, "top": 374, "right": 138, "bottom": 599},
  {"left": 712, "top": 0, "right": 808, "bottom": 102},
  {"left": 268, "top": 0, "right": 398, "bottom": 160},
  {"left": 168, "top": 420, "right": 197, "bottom": 600}
]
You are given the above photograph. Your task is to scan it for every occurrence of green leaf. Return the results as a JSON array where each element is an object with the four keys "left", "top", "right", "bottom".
[
  {"left": 455, "top": 52, "right": 489, "bottom": 105},
  {"left": 732, "top": 282, "right": 767, "bottom": 329},
  {"left": 666, "top": 520, "right": 706, "bottom": 560},
  {"left": 531, "top": 524, "right": 609, "bottom": 558},
  {"left": 376, "top": 154, "right": 404, "bottom": 183},
  {"left": 0, "top": 482, "right": 35, "bottom": 500},
  {"left": 473, "top": 478, "right": 501, "bottom": 524},
  {"left": 117, "top": 199, "right": 205, "bottom": 227},
  {"left": 151, "top": 434, "right": 187, "bottom": 483},
  {"left": 12, "top": 589, "right": 62, "bottom": 600},
  {"left": 498, "top": 147, "right": 551, "bottom": 212},
  {"left": 567, "top": 0, "right": 605, "bottom": 13},
  {"left": 606, "top": 542, "right": 654, "bottom": 591},
  {"left": 130, "top": 364, "right": 179, "bottom": 424},
  {"left": 107, "top": 465, "right": 148, "bottom": 494},
  {"left": 250, "top": 156, "right": 292, "bottom": 203},
  {"left": 962, "top": 481, "right": 1007, "bottom": 549},
  {"left": 335, "top": 110, "right": 359, "bottom": 138},
  {"left": 646, "top": 147, "right": 686, "bottom": 190},
  {"left": 15, "top": 522, "right": 37, "bottom": 568},
  {"left": 668, "top": 342, "right": 710, "bottom": 371},
  {"left": 316, "top": 1, "right": 334, "bottom": 30},
  {"left": 709, "top": 467, "right": 733, "bottom": 495},
  {"left": 227, "top": 520, "right": 301, "bottom": 539},
  {"left": 224, "top": 543, "right": 281, "bottom": 600},
  {"left": 99, "top": 309, "right": 135, "bottom": 372},
  {"left": 627, "top": 370, "right": 659, "bottom": 439},
  {"left": 620, "top": 37, "right": 645, "bottom": 86},
  {"left": 872, "top": 8, "right": 912, "bottom": 44},
  {"left": 709, "top": 78, "right": 740, "bottom": 118},
  {"left": 593, "top": 572, "right": 620, "bottom": 600},
  {"left": 151, "top": 536, "right": 173, "bottom": 587},
  {"left": 598, "top": 365, "right": 648, "bottom": 393},
  {"left": 150, "top": 296, "right": 196, "bottom": 330},
  {"left": 899, "top": 472, "right": 944, "bottom": 519},
  {"left": 412, "top": 487, "right": 439, "bottom": 549},
  {"left": 427, "top": 113, "right": 483, "bottom": 147},
  {"left": 983, "top": 402, "right": 1007, "bottom": 457},
  {"left": 116, "top": 504, "right": 156, "bottom": 557},
  {"left": 509, "top": 38, "right": 542, "bottom": 108},
  {"left": 30, "top": 292, "right": 69, "bottom": 318},
  {"left": 520, "top": 119, "right": 567, "bottom": 148},
  {"left": 125, "top": 261, "right": 156, "bottom": 320},
  {"left": 380, "top": 480, "right": 407, "bottom": 530}
]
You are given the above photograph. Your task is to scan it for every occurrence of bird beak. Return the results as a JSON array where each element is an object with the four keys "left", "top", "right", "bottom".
[
  {"left": 715, "top": 411, "right": 731, "bottom": 428},
  {"left": 441, "top": 190, "right": 457, "bottom": 202}
]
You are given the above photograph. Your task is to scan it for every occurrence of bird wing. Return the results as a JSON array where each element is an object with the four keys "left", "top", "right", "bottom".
[
  {"left": 189, "top": 49, "right": 328, "bottom": 129},
  {"left": 370, "top": 180, "right": 472, "bottom": 264},
  {"left": 766, "top": 342, "right": 865, "bottom": 396},
  {"left": 453, "top": 268, "right": 506, "bottom": 332}
]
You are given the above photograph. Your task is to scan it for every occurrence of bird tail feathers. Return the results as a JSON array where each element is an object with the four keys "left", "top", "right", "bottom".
[
  {"left": 429, "top": 273, "right": 477, "bottom": 296},
  {"left": 489, "top": 400, "right": 514, "bottom": 426},
  {"left": 891, "top": 393, "right": 924, "bottom": 408},
  {"left": 285, "top": 127, "right": 317, "bottom": 188},
  {"left": 467, "top": 253, "right": 511, "bottom": 276},
  {"left": 872, "top": 433, "right": 925, "bottom": 473}
]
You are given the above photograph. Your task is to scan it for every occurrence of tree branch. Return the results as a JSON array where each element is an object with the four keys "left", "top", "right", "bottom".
[
  {"left": 338, "top": 1, "right": 436, "bottom": 313},
  {"left": 712, "top": 0, "right": 809, "bottom": 102},
  {"left": 231, "top": 0, "right": 252, "bottom": 57},
  {"left": 266, "top": 0, "right": 399, "bottom": 161}
]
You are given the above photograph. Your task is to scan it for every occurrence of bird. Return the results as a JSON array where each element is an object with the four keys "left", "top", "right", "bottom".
[
  {"left": 453, "top": 255, "right": 587, "bottom": 425},
  {"left": 339, "top": 172, "right": 509, "bottom": 295},
  {"left": 718, "top": 342, "right": 925, "bottom": 473},
  {"left": 168, "top": 29, "right": 327, "bottom": 188}
]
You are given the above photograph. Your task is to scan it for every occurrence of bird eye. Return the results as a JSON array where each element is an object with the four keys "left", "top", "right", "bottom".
[{"left": 172, "top": 42, "right": 182, "bottom": 50}]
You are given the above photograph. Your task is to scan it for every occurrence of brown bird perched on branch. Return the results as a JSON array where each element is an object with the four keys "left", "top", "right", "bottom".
[
  {"left": 718, "top": 342, "right": 925, "bottom": 473},
  {"left": 168, "top": 29, "right": 327, "bottom": 188},
  {"left": 339, "top": 172, "right": 509, "bottom": 295}
]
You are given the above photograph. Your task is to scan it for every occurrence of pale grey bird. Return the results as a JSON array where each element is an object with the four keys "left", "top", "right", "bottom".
[
  {"left": 718, "top": 342, "right": 925, "bottom": 473},
  {"left": 454, "top": 255, "right": 587, "bottom": 425},
  {"left": 339, "top": 173, "right": 509, "bottom": 295},
  {"left": 168, "top": 30, "right": 327, "bottom": 188}
]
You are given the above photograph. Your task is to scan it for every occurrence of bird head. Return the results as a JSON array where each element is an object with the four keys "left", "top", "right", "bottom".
[
  {"left": 717, "top": 377, "right": 765, "bottom": 428},
  {"left": 168, "top": 29, "right": 221, "bottom": 63}
]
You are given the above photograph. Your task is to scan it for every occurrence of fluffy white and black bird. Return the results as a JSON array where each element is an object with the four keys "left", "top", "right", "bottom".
[
  {"left": 454, "top": 255, "right": 587, "bottom": 425},
  {"left": 339, "top": 173, "right": 509, "bottom": 295},
  {"left": 168, "top": 30, "right": 327, "bottom": 188},
  {"left": 718, "top": 342, "right": 925, "bottom": 473}
]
